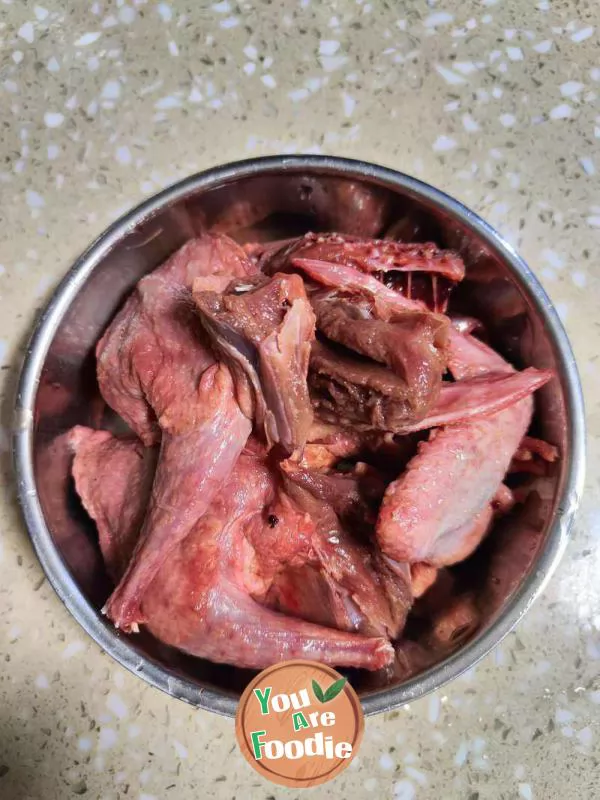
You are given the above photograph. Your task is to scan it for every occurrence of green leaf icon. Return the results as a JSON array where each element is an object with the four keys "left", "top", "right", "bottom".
[
  {"left": 312, "top": 679, "right": 325, "bottom": 703},
  {"left": 312, "top": 677, "right": 347, "bottom": 703},
  {"left": 323, "top": 677, "right": 347, "bottom": 702}
]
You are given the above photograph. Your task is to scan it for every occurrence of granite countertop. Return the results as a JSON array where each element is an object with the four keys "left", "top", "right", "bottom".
[{"left": 0, "top": 1, "right": 598, "bottom": 798}]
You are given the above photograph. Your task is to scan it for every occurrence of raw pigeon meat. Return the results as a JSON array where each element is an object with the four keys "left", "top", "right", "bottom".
[
  {"left": 391, "top": 367, "right": 554, "bottom": 434},
  {"left": 376, "top": 332, "right": 552, "bottom": 565},
  {"left": 260, "top": 232, "right": 465, "bottom": 312},
  {"left": 293, "top": 256, "right": 430, "bottom": 312},
  {"left": 273, "top": 460, "right": 412, "bottom": 639},
  {"left": 260, "top": 232, "right": 464, "bottom": 281},
  {"left": 309, "top": 288, "right": 449, "bottom": 421},
  {"left": 294, "top": 258, "right": 551, "bottom": 435},
  {"left": 193, "top": 272, "right": 315, "bottom": 454},
  {"left": 97, "top": 235, "right": 253, "bottom": 445},
  {"left": 70, "top": 427, "right": 393, "bottom": 670},
  {"left": 310, "top": 339, "right": 428, "bottom": 432},
  {"left": 278, "top": 456, "right": 386, "bottom": 532},
  {"left": 72, "top": 225, "right": 556, "bottom": 680},
  {"left": 97, "top": 235, "right": 254, "bottom": 630},
  {"left": 68, "top": 426, "right": 157, "bottom": 581}
]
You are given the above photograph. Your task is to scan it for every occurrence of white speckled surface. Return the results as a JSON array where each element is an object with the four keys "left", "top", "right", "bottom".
[{"left": 0, "top": 1, "right": 599, "bottom": 798}]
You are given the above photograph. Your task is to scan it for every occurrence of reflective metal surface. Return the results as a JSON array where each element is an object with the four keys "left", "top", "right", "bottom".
[{"left": 13, "top": 156, "right": 585, "bottom": 717}]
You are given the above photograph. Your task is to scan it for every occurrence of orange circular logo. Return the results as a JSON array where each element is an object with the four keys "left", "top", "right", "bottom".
[{"left": 235, "top": 660, "right": 364, "bottom": 788}]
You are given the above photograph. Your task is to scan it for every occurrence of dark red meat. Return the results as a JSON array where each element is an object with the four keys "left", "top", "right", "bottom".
[
  {"left": 392, "top": 367, "right": 554, "bottom": 434},
  {"left": 278, "top": 458, "right": 385, "bottom": 532},
  {"left": 310, "top": 339, "right": 422, "bottom": 431},
  {"left": 69, "top": 426, "right": 157, "bottom": 581},
  {"left": 310, "top": 288, "right": 449, "bottom": 420},
  {"left": 193, "top": 273, "right": 315, "bottom": 454}
]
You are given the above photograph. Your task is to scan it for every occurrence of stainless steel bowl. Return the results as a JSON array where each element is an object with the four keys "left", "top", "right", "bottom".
[{"left": 13, "top": 156, "right": 585, "bottom": 717}]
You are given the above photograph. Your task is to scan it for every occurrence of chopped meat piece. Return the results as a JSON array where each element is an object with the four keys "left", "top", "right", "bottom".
[
  {"left": 145, "top": 456, "right": 391, "bottom": 670},
  {"left": 310, "top": 328, "right": 523, "bottom": 436},
  {"left": 151, "top": 568, "right": 393, "bottom": 670},
  {"left": 104, "top": 364, "right": 252, "bottom": 630},
  {"left": 97, "top": 235, "right": 254, "bottom": 630},
  {"left": 71, "top": 428, "right": 393, "bottom": 670},
  {"left": 193, "top": 272, "right": 315, "bottom": 454},
  {"left": 261, "top": 233, "right": 465, "bottom": 312},
  {"left": 97, "top": 276, "right": 216, "bottom": 446},
  {"left": 310, "top": 339, "right": 421, "bottom": 431},
  {"left": 294, "top": 257, "right": 429, "bottom": 312},
  {"left": 392, "top": 367, "right": 554, "bottom": 434},
  {"left": 262, "top": 232, "right": 464, "bottom": 280},
  {"left": 376, "top": 333, "right": 553, "bottom": 566},
  {"left": 278, "top": 459, "right": 385, "bottom": 532},
  {"left": 96, "top": 235, "right": 253, "bottom": 446},
  {"left": 310, "top": 288, "right": 449, "bottom": 419},
  {"left": 311, "top": 289, "right": 449, "bottom": 377},
  {"left": 245, "top": 484, "right": 370, "bottom": 633},
  {"left": 510, "top": 435, "right": 559, "bottom": 475},
  {"left": 68, "top": 426, "right": 158, "bottom": 581},
  {"left": 278, "top": 460, "right": 412, "bottom": 639},
  {"left": 160, "top": 234, "right": 253, "bottom": 286}
]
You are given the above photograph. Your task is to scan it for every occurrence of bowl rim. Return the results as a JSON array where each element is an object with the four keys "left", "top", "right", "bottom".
[{"left": 12, "top": 154, "right": 586, "bottom": 717}]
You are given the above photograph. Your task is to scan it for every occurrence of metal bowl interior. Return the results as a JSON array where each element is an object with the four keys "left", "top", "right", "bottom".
[{"left": 13, "top": 156, "right": 585, "bottom": 717}]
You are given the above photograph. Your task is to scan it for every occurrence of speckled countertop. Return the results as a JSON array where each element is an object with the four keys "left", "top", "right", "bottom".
[{"left": 0, "top": 1, "right": 599, "bottom": 798}]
